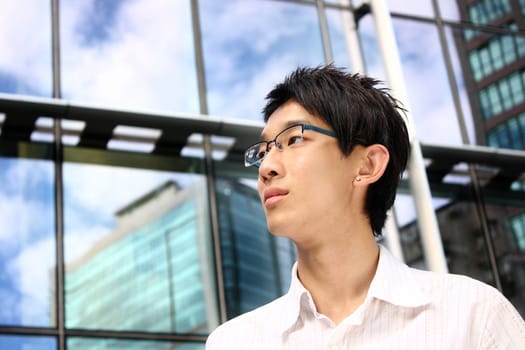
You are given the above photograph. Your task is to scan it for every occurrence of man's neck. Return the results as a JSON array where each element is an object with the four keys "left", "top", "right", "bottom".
[{"left": 295, "top": 233, "right": 380, "bottom": 325}]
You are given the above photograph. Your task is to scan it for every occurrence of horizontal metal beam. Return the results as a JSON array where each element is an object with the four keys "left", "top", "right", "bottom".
[{"left": 1, "top": 95, "right": 524, "bottom": 195}]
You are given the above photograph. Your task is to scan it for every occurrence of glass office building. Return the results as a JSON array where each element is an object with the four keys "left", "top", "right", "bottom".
[{"left": 0, "top": 1, "right": 524, "bottom": 349}]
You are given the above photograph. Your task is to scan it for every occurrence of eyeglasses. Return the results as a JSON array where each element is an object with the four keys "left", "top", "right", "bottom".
[{"left": 244, "top": 123, "right": 336, "bottom": 168}]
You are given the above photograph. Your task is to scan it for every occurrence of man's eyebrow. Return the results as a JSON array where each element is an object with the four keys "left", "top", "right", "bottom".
[{"left": 260, "top": 119, "right": 310, "bottom": 140}]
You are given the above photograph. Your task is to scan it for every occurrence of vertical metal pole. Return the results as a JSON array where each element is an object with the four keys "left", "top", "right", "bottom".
[
  {"left": 367, "top": 0, "right": 448, "bottom": 273},
  {"left": 51, "top": 0, "right": 66, "bottom": 349},
  {"left": 190, "top": 0, "right": 228, "bottom": 323},
  {"left": 339, "top": 0, "right": 403, "bottom": 260},
  {"left": 339, "top": 0, "right": 366, "bottom": 74},
  {"left": 316, "top": 0, "right": 333, "bottom": 64},
  {"left": 431, "top": 0, "right": 502, "bottom": 290}
]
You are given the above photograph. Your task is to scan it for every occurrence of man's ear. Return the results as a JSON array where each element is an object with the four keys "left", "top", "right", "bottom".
[{"left": 354, "top": 144, "right": 390, "bottom": 186}]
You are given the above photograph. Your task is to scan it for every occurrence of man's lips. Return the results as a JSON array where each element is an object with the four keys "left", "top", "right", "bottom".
[{"left": 263, "top": 188, "right": 289, "bottom": 206}]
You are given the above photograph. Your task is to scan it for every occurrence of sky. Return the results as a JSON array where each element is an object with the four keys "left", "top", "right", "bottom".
[{"left": 0, "top": 0, "right": 479, "bottom": 334}]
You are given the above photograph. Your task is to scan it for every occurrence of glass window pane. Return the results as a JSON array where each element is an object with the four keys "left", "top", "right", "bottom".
[
  {"left": 63, "top": 160, "right": 218, "bottom": 334},
  {"left": 480, "top": 46, "right": 492, "bottom": 77},
  {"left": 60, "top": 0, "right": 199, "bottom": 114},
  {"left": 487, "top": 130, "right": 499, "bottom": 147},
  {"left": 0, "top": 0, "right": 52, "bottom": 96},
  {"left": 0, "top": 157, "right": 56, "bottom": 327},
  {"left": 439, "top": 1, "right": 461, "bottom": 21},
  {"left": 518, "top": 34, "right": 525, "bottom": 56},
  {"left": 468, "top": 52, "right": 481, "bottom": 81},
  {"left": 67, "top": 337, "right": 204, "bottom": 350},
  {"left": 326, "top": 8, "right": 351, "bottom": 69},
  {"left": 499, "top": 79, "right": 512, "bottom": 110},
  {"left": 387, "top": 0, "right": 433, "bottom": 17},
  {"left": 510, "top": 73, "right": 524, "bottom": 105},
  {"left": 496, "top": 124, "right": 510, "bottom": 148},
  {"left": 489, "top": 40, "right": 503, "bottom": 71},
  {"left": 508, "top": 118, "right": 523, "bottom": 149},
  {"left": 199, "top": 0, "right": 325, "bottom": 121},
  {"left": 0, "top": 334, "right": 56, "bottom": 350},
  {"left": 488, "top": 84, "right": 502, "bottom": 115},
  {"left": 502, "top": 35, "right": 517, "bottom": 64},
  {"left": 213, "top": 170, "right": 296, "bottom": 319},
  {"left": 511, "top": 215, "right": 525, "bottom": 251},
  {"left": 391, "top": 19, "right": 463, "bottom": 144},
  {"left": 479, "top": 90, "right": 491, "bottom": 119}
]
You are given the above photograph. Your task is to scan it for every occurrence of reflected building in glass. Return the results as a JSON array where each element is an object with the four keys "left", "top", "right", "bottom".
[
  {"left": 454, "top": 0, "right": 525, "bottom": 150},
  {"left": 63, "top": 177, "right": 294, "bottom": 340},
  {"left": 215, "top": 178, "right": 295, "bottom": 319},
  {"left": 64, "top": 180, "right": 218, "bottom": 335}
]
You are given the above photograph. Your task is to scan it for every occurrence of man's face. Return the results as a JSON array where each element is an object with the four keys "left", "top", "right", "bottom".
[{"left": 257, "top": 100, "right": 360, "bottom": 244}]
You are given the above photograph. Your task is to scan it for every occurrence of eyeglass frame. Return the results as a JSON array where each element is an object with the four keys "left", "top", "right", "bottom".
[{"left": 244, "top": 123, "right": 337, "bottom": 168}]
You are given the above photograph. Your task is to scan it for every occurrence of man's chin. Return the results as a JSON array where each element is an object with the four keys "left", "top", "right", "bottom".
[{"left": 266, "top": 221, "right": 292, "bottom": 238}]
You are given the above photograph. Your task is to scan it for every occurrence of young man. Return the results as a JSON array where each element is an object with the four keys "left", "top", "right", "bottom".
[{"left": 206, "top": 65, "right": 525, "bottom": 349}]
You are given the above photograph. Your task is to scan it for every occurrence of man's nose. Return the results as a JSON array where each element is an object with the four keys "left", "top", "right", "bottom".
[{"left": 258, "top": 144, "right": 283, "bottom": 181}]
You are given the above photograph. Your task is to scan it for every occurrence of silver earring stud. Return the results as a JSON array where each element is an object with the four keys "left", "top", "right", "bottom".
[{"left": 355, "top": 176, "right": 362, "bottom": 182}]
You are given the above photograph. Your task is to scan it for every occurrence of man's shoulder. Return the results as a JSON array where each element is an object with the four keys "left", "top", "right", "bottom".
[
  {"left": 206, "top": 294, "right": 289, "bottom": 348},
  {"left": 408, "top": 265, "right": 502, "bottom": 304}
]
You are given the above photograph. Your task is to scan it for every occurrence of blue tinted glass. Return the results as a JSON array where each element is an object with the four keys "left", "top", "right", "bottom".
[
  {"left": 502, "top": 36, "right": 517, "bottom": 64},
  {"left": 488, "top": 84, "right": 502, "bottom": 115},
  {"left": 0, "top": 158, "right": 56, "bottom": 327},
  {"left": 0, "top": 335, "right": 56, "bottom": 350},
  {"left": 511, "top": 214, "right": 525, "bottom": 251},
  {"left": 499, "top": 79, "right": 513, "bottom": 109},
  {"left": 67, "top": 337, "right": 204, "bottom": 350},
  {"left": 326, "top": 9, "right": 351, "bottom": 69},
  {"left": 489, "top": 40, "right": 503, "bottom": 70},
  {"left": 487, "top": 131, "right": 499, "bottom": 147},
  {"left": 497, "top": 124, "right": 510, "bottom": 148},
  {"left": 199, "top": 0, "right": 325, "bottom": 121},
  {"left": 214, "top": 177, "right": 295, "bottom": 319},
  {"left": 63, "top": 164, "right": 218, "bottom": 334},
  {"left": 510, "top": 73, "right": 524, "bottom": 105},
  {"left": 389, "top": 19, "right": 463, "bottom": 144},
  {"left": 60, "top": 0, "right": 199, "bottom": 114},
  {"left": 508, "top": 118, "right": 523, "bottom": 149}
]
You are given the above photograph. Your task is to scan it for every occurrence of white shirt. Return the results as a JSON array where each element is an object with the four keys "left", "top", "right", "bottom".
[{"left": 206, "top": 245, "right": 525, "bottom": 349}]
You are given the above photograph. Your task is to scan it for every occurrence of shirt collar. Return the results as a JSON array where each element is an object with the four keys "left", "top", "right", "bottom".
[
  {"left": 279, "top": 262, "right": 307, "bottom": 333},
  {"left": 280, "top": 244, "right": 432, "bottom": 334},
  {"left": 368, "top": 244, "right": 432, "bottom": 307}
]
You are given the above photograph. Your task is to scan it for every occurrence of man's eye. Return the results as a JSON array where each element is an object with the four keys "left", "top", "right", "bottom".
[
  {"left": 257, "top": 150, "right": 267, "bottom": 159},
  {"left": 288, "top": 135, "right": 304, "bottom": 146}
]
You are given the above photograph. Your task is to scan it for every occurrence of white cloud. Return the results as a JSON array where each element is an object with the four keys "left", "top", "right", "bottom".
[
  {"left": 200, "top": 0, "right": 324, "bottom": 120},
  {"left": 6, "top": 237, "right": 55, "bottom": 325},
  {"left": 60, "top": 0, "right": 199, "bottom": 112},
  {"left": 63, "top": 163, "right": 197, "bottom": 216},
  {"left": 0, "top": 193, "right": 52, "bottom": 246},
  {"left": 0, "top": 0, "right": 198, "bottom": 112},
  {"left": 0, "top": 287, "right": 19, "bottom": 322},
  {"left": 386, "top": 0, "right": 433, "bottom": 17},
  {"left": 0, "top": 160, "right": 54, "bottom": 246},
  {"left": 0, "top": 0, "right": 52, "bottom": 93}
]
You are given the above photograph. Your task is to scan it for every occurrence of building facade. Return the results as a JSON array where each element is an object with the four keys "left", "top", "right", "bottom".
[
  {"left": 1, "top": 1, "right": 525, "bottom": 349},
  {"left": 454, "top": 0, "right": 525, "bottom": 149}
]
